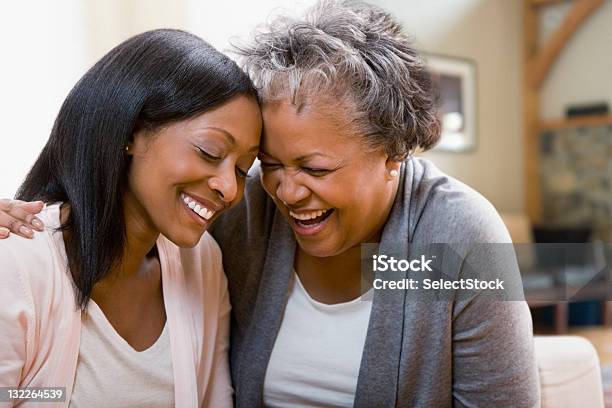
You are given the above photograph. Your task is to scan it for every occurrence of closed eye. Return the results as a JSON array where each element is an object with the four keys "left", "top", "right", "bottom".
[
  {"left": 303, "top": 167, "right": 331, "bottom": 176},
  {"left": 260, "top": 162, "right": 282, "bottom": 170},
  {"left": 197, "top": 146, "right": 221, "bottom": 162},
  {"left": 236, "top": 166, "right": 250, "bottom": 178}
]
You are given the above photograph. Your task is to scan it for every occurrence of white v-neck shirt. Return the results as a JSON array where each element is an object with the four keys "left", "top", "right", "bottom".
[
  {"left": 263, "top": 272, "right": 373, "bottom": 408},
  {"left": 69, "top": 300, "right": 174, "bottom": 407}
]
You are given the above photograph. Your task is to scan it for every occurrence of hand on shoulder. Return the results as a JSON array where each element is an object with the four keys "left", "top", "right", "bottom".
[{"left": 0, "top": 199, "right": 45, "bottom": 239}]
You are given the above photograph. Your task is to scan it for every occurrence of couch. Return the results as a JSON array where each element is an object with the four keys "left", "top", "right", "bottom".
[{"left": 536, "top": 335, "right": 604, "bottom": 406}]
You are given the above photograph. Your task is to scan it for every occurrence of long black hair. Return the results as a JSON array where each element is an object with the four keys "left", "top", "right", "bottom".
[{"left": 17, "top": 29, "right": 256, "bottom": 310}]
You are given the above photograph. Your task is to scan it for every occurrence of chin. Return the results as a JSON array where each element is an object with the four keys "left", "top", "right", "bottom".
[
  {"left": 164, "top": 229, "right": 205, "bottom": 248},
  {"left": 296, "top": 238, "right": 342, "bottom": 258}
]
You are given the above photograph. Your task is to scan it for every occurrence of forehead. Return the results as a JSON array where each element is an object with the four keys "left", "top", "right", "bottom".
[
  {"left": 261, "top": 100, "right": 356, "bottom": 154},
  {"left": 168, "top": 95, "right": 261, "bottom": 146}
]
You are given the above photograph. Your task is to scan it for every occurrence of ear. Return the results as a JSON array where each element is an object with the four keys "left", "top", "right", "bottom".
[
  {"left": 384, "top": 156, "right": 402, "bottom": 179},
  {"left": 126, "top": 128, "right": 144, "bottom": 156},
  {"left": 124, "top": 141, "right": 134, "bottom": 156}
]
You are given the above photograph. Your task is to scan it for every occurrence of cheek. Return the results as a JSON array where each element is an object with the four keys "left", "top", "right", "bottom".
[
  {"left": 260, "top": 172, "right": 279, "bottom": 197},
  {"left": 127, "top": 147, "right": 202, "bottom": 209},
  {"left": 129, "top": 156, "right": 174, "bottom": 193},
  {"left": 329, "top": 169, "right": 378, "bottom": 208},
  {"left": 333, "top": 172, "right": 387, "bottom": 224},
  {"left": 127, "top": 156, "right": 158, "bottom": 198}
]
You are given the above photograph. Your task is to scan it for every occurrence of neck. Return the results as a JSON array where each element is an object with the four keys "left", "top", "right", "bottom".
[
  {"left": 91, "top": 192, "right": 162, "bottom": 305},
  {"left": 297, "top": 244, "right": 362, "bottom": 277},
  {"left": 295, "top": 246, "right": 363, "bottom": 304},
  {"left": 116, "top": 190, "right": 160, "bottom": 278}
]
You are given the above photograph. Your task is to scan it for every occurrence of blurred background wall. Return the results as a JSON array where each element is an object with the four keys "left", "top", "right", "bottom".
[
  {"left": 1, "top": 1, "right": 89, "bottom": 201},
  {"left": 372, "top": 0, "right": 524, "bottom": 212},
  {"left": 540, "top": 0, "right": 612, "bottom": 120}
]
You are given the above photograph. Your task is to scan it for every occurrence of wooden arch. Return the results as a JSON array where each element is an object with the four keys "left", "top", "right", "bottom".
[{"left": 522, "top": 0, "right": 606, "bottom": 221}]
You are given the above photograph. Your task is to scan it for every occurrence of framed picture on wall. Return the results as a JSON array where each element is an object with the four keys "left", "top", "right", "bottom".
[{"left": 425, "top": 53, "right": 477, "bottom": 152}]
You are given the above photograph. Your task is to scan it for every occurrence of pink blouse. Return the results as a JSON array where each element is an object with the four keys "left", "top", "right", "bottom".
[{"left": 0, "top": 204, "right": 232, "bottom": 407}]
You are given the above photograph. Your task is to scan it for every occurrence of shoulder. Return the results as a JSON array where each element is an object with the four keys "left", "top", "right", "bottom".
[
  {"left": 0, "top": 204, "right": 65, "bottom": 316},
  {"left": 174, "top": 231, "right": 227, "bottom": 292},
  {"left": 0, "top": 204, "right": 65, "bottom": 287},
  {"left": 194, "top": 231, "right": 223, "bottom": 268},
  {"left": 408, "top": 158, "right": 511, "bottom": 243}
]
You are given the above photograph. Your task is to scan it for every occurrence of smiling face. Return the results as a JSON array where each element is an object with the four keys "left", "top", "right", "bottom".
[
  {"left": 259, "top": 100, "right": 401, "bottom": 257},
  {"left": 126, "top": 95, "right": 261, "bottom": 247}
]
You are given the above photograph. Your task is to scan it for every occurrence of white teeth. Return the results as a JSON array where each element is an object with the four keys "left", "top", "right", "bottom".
[
  {"left": 182, "top": 193, "right": 216, "bottom": 221},
  {"left": 289, "top": 209, "right": 329, "bottom": 221}
]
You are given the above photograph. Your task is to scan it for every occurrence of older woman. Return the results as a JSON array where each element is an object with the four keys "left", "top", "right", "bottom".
[{"left": 0, "top": 1, "right": 538, "bottom": 407}]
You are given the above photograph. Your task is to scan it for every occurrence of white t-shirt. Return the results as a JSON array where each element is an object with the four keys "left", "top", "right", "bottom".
[
  {"left": 263, "top": 272, "right": 373, "bottom": 408},
  {"left": 69, "top": 300, "right": 174, "bottom": 408}
]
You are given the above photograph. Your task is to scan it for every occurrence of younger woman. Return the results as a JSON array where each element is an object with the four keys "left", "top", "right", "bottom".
[{"left": 0, "top": 29, "right": 261, "bottom": 407}]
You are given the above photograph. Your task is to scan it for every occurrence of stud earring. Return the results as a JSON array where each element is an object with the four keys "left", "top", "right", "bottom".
[
  {"left": 125, "top": 146, "right": 129, "bottom": 152},
  {"left": 390, "top": 169, "right": 399, "bottom": 178}
]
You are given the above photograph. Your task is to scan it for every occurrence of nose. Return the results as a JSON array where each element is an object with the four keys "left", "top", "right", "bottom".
[
  {"left": 208, "top": 166, "right": 238, "bottom": 204},
  {"left": 276, "top": 171, "right": 309, "bottom": 206}
]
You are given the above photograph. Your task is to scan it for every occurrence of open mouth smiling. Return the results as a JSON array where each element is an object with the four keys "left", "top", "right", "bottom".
[
  {"left": 181, "top": 193, "right": 217, "bottom": 221},
  {"left": 288, "top": 208, "right": 335, "bottom": 235}
]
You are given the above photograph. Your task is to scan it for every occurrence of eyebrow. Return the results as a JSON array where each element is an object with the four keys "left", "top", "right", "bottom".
[
  {"left": 258, "top": 151, "right": 335, "bottom": 161},
  {"left": 203, "top": 126, "right": 259, "bottom": 153},
  {"left": 295, "top": 152, "right": 334, "bottom": 161},
  {"left": 202, "top": 126, "right": 236, "bottom": 145}
]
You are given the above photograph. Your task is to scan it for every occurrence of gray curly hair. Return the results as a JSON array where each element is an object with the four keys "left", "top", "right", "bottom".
[{"left": 234, "top": 0, "right": 441, "bottom": 159}]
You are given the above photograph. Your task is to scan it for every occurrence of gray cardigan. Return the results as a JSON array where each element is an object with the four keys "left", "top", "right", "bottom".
[{"left": 210, "top": 158, "right": 539, "bottom": 408}]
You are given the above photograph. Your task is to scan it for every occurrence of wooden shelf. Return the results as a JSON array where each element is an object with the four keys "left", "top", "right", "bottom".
[
  {"left": 538, "top": 114, "right": 612, "bottom": 131},
  {"left": 531, "top": 0, "right": 571, "bottom": 6}
]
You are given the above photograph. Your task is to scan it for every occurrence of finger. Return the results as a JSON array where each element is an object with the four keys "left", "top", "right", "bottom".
[
  {"left": 0, "top": 199, "right": 44, "bottom": 214},
  {"left": 31, "top": 216, "right": 45, "bottom": 231},
  {"left": 0, "top": 213, "right": 33, "bottom": 239},
  {"left": 0, "top": 199, "right": 44, "bottom": 231},
  {"left": 20, "top": 201, "right": 45, "bottom": 214},
  {"left": 0, "top": 199, "right": 23, "bottom": 211},
  {"left": 0, "top": 227, "right": 9, "bottom": 239},
  {"left": 24, "top": 213, "right": 45, "bottom": 231},
  {"left": 25, "top": 201, "right": 45, "bottom": 230},
  {"left": 15, "top": 201, "right": 45, "bottom": 230}
]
